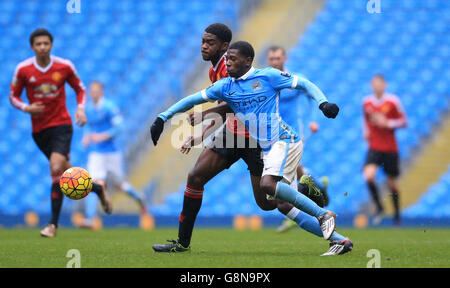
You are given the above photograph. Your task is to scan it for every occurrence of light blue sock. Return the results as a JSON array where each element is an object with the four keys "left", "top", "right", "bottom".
[
  {"left": 290, "top": 209, "right": 346, "bottom": 241},
  {"left": 122, "top": 182, "right": 144, "bottom": 204},
  {"left": 85, "top": 193, "right": 99, "bottom": 221},
  {"left": 275, "top": 182, "right": 328, "bottom": 218}
]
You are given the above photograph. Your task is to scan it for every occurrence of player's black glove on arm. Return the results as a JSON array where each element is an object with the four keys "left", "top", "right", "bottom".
[
  {"left": 319, "top": 102, "right": 339, "bottom": 119},
  {"left": 150, "top": 117, "right": 165, "bottom": 146}
]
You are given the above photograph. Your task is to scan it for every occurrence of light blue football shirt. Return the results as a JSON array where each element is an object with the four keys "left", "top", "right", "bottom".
[
  {"left": 278, "top": 70, "right": 318, "bottom": 138},
  {"left": 84, "top": 98, "right": 123, "bottom": 153},
  {"left": 158, "top": 67, "right": 327, "bottom": 151},
  {"left": 201, "top": 67, "right": 320, "bottom": 150}
]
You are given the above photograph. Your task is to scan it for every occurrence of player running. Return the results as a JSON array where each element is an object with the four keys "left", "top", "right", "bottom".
[
  {"left": 9, "top": 28, "right": 112, "bottom": 238},
  {"left": 152, "top": 23, "right": 276, "bottom": 253},
  {"left": 265, "top": 46, "right": 330, "bottom": 233},
  {"left": 151, "top": 40, "right": 353, "bottom": 255},
  {"left": 78, "top": 81, "right": 149, "bottom": 229},
  {"left": 363, "top": 74, "right": 407, "bottom": 226},
  {"left": 154, "top": 24, "right": 350, "bottom": 255}
]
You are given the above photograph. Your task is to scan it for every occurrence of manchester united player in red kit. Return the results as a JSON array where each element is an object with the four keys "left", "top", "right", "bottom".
[
  {"left": 9, "top": 29, "right": 112, "bottom": 237},
  {"left": 363, "top": 74, "right": 407, "bottom": 226},
  {"left": 153, "top": 23, "right": 272, "bottom": 252}
]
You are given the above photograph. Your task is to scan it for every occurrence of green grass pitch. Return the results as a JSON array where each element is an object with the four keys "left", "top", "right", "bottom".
[{"left": 0, "top": 228, "right": 449, "bottom": 268}]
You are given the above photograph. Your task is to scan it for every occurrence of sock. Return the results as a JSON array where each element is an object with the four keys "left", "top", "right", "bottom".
[
  {"left": 91, "top": 182, "right": 104, "bottom": 199},
  {"left": 367, "top": 181, "right": 383, "bottom": 213},
  {"left": 178, "top": 185, "right": 203, "bottom": 248},
  {"left": 50, "top": 175, "right": 63, "bottom": 227},
  {"left": 390, "top": 187, "right": 400, "bottom": 222},
  {"left": 122, "top": 182, "right": 145, "bottom": 208},
  {"left": 287, "top": 207, "right": 346, "bottom": 241},
  {"left": 85, "top": 192, "right": 99, "bottom": 222},
  {"left": 275, "top": 182, "right": 328, "bottom": 218}
]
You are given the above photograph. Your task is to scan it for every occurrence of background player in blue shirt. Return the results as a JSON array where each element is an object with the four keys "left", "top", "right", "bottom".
[
  {"left": 151, "top": 41, "right": 353, "bottom": 255},
  {"left": 79, "top": 81, "right": 148, "bottom": 229},
  {"left": 266, "top": 46, "right": 330, "bottom": 232}
]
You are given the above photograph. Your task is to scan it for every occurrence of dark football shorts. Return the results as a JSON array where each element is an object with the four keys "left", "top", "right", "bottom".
[
  {"left": 32, "top": 124, "right": 73, "bottom": 160},
  {"left": 364, "top": 149, "right": 400, "bottom": 178},
  {"left": 206, "top": 124, "right": 264, "bottom": 177}
]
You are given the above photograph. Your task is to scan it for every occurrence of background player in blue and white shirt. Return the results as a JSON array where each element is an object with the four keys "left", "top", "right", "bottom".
[
  {"left": 80, "top": 81, "right": 148, "bottom": 228},
  {"left": 266, "top": 46, "right": 330, "bottom": 232},
  {"left": 151, "top": 41, "right": 353, "bottom": 255}
]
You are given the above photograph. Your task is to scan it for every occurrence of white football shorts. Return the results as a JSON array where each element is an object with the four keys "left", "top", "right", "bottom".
[
  {"left": 87, "top": 152, "right": 125, "bottom": 183},
  {"left": 262, "top": 140, "right": 303, "bottom": 185}
]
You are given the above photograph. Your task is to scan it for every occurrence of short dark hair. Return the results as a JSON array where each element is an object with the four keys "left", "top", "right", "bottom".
[
  {"left": 29, "top": 28, "right": 53, "bottom": 46},
  {"left": 372, "top": 73, "right": 386, "bottom": 81},
  {"left": 268, "top": 45, "right": 286, "bottom": 55},
  {"left": 205, "top": 23, "right": 232, "bottom": 43},
  {"left": 229, "top": 41, "right": 255, "bottom": 60},
  {"left": 90, "top": 81, "right": 104, "bottom": 88}
]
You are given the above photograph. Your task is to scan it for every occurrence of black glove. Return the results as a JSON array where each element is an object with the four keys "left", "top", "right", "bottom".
[
  {"left": 150, "top": 117, "right": 165, "bottom": 146},
  {"left": 319, "top": 102, "right": 339, "bottom": 119}
]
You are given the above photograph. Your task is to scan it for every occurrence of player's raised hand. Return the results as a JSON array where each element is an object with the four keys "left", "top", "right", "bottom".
[
  {"left": 309, "top": 122, "right": 319, "bottom": 134},
  {"left": 180, "top": 136, "right": 195, "bottom": 154},
  {"left": 24, "top": 101, "right": 45, "bottom": 115},
  {"left": 150, "top": 117, "right": 165, "bottom": 146},
  {"left": 75, "top": 106, "right": 87, "bottom": 126},
  {"left": 319, "top": 102, "right": 339, "bottom": 118}
]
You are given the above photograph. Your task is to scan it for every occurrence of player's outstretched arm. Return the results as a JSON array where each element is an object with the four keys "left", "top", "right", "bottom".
[
  {"left": 294, "top": 76, "right": 339, "bottom": 119},
  {"left": 187, "top": 102, "right": 231, "bottom": 126},
  {"left": 150, "top": 92, "right": 208, "bottom": 145}
]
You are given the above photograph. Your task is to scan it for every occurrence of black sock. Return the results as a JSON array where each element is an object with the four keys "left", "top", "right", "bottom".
[
  {"left": 178, "top": 185, "right": 203, "bottom": 248},
  {"left": 390, "top": 188, "right": 400, "bottom": 222},
  {"left": 297, "top": 183, "right": 308, "bottom": 195},
  {"left": 50, "top": 183, "right": 63, "bottom": 227},
  {"left": 91, "top": 183, "right": 103, "bottom": 199},
  {"left": 367, "top": 181, "right": 383, "bottom": 213}
]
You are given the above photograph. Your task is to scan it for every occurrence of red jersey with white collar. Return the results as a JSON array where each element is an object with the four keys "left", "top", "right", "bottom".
[
  {"left": 10, "top": 55, "right": 86, "bottom": 133},
  {"left": 363, "top": 93, "right": 407, "bottom": 153},
  {"left": 209, "top": 54, "right": 250, "bottom": 138}
]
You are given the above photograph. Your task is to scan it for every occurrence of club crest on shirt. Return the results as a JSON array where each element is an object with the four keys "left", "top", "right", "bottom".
[
  {"left": 381, "top": 104, "right": 391, "bottom": 114},
  {"left": 280, "top": 71, "right": 291, "bottom": 77},
  {"left": 52, "top": 72, "right": 62, "bottom": 82},
  {"left": 252, "top": 80, "right": 262, "bottom": 90}
]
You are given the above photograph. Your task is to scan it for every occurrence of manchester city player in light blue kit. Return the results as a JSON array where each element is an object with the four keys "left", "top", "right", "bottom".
[
  {"left": 80, "top": 81, "right": 148, "bottom": 229},
  {"left": 266, "top": 46, "right": 330, "bottom": 233},
  {"left": 151, "top": 41, "right": 353, "bottom": 255}
]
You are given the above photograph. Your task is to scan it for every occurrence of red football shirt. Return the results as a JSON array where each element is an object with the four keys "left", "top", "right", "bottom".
[
  {"left": 209, "top": 54, "right": 250, "bottom": 138},
  {"left": 10, "top": 56, "right": 86, "bottom": 133},
  {"left": 363, "top": 93, "right": 407, "bottom": 153}
]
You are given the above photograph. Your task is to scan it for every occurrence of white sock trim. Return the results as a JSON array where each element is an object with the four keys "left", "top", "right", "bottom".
[{"left": 286, "top": 207, "right": 301, "bottom": 220}]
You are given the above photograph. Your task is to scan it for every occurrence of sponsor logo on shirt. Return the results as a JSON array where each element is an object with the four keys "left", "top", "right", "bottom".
[
  {"left": 34, "top": 83, "right": 59, "bottom": 98},
  {"left": 232, "top": 95, "right": 267, "bottom": 108}
]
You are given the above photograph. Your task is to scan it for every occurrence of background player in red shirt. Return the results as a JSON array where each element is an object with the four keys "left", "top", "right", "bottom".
[
  {"left": 363, "top": 74, "right": 407, "bottom": 225},
  {"left": 9, "top": 28, "right": 111, "bottom": 237}
]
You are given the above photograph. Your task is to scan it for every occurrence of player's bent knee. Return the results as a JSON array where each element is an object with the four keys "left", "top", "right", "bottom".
[
  {"left": 260, "top": 177, "right": 277, "bottom": 196},
  {"left": 363, "top": 171, "right": 376, "bottom": 182},
  {"left": 50, "top": 162, "right": 66, "bottom": 176},
  {"left": 255, "top": 198, "right": 277, "bottom": 211},
  {"left": 187, "top": 170, "right": 207, "bottom": 189}
]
